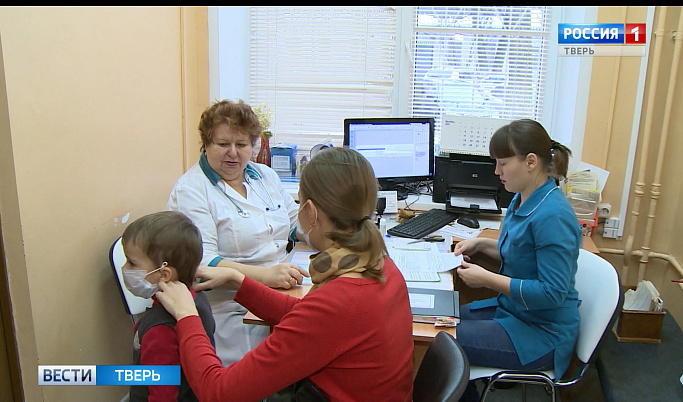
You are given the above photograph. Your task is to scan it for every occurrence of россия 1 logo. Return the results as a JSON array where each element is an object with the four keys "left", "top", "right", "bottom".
[
  {"left": 624, "top": 24, "right": 647, "bottom": 44},
  {"left": 558, "top": 23, "right": 647, "bottom": 57}
]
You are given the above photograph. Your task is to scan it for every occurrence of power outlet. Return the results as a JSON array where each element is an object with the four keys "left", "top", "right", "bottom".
[{"left": 598, "top": 203, "right": 612, "bottom": 218}]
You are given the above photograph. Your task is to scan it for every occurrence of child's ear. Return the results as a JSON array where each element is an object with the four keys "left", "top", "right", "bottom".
[{"left": 159, "top": 265, "right": 177, "bottom": 283}]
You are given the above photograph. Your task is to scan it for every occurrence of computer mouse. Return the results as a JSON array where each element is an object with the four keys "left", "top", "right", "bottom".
[{"left": 457, "top": 216, "right": 480, "bottom": 229}]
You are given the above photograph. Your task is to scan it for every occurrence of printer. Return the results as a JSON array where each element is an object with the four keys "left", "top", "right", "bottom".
[{"left": 433, "top": 153, "right": 513, "bottom": 214}]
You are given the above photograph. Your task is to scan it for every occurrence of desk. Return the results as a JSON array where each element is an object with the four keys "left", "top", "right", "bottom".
[
  {"left": 243, "top": 285, "right": 454, "bottom": 342},
  {"left": 287, "top": 184, "right": 600, "bottom": 254},
  {"left": 242, "top": 211, "right": 598, "bottom": 376},
  {"left": 461, "top": 227, "right": 599, "bottom": 254},
  {"left": 242, "top": 282, "right": 455, "bottom": 376}
]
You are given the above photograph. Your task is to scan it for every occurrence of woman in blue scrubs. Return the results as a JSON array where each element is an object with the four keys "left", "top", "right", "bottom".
[{"left": 453, "top": 119, "right": 582, "bottom": 399}]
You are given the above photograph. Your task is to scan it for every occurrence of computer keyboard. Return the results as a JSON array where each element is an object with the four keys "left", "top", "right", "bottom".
[{"left": 387, "top": 208, "right": 458, "bottom": 239}]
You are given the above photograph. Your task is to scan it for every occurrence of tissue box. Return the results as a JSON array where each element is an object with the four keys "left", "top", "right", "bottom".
[
  {"left": 271, "top": 143, "right": 297, "bottom": 177},
  {"left": 612, "top": 286, "right": 665, "bottom": 343}
]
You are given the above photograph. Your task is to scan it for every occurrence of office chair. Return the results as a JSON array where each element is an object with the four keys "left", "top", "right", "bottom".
[
  {"left": 469, "top": 249, "right": 621, "bottom": 401},
  {"left": 109, "top": 237, "right": 152, "bottom": 324},
  {"left": 413, "top": 331, "right": 470, "bottom": 402}
]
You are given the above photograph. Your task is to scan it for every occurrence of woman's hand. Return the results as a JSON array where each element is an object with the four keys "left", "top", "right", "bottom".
[
  {"left": 156, "top": 281, "right": 199, "bottom": 321},
  {"left": 456, "top": 260, "right": 511, "bottom": 295},
  {"left": 453, "top": 238, "right": 480, "bottom": 261},
  {"left": 455, "top": 260, "right": 490, "bottom": 288},
  {"left": 453, "top": 237, "right": 499, "bottom": 261},
  {"left": 261, "top": 263, "right": 310, "bottom": 289},
  {"left": 193, "top": 266, "right": 244, "bottom": 292}
]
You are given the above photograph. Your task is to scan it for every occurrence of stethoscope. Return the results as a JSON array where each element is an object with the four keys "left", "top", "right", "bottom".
[
  {"left": 217, "top": 166, "right": 281, "bottom": 219},
  {"left": 199, "top": 153, "right": 281, "bottom": 218}
]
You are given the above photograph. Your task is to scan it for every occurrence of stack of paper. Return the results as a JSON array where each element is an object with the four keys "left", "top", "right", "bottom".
[
  {"left": 623, "top": 280, "right": 663, "bottom": 312},
  {"left": 385, "top": 237, "right": 462, "bottom": 282},
  {"left": 566, "top": 170, "right": 599, "bottom": 192}
]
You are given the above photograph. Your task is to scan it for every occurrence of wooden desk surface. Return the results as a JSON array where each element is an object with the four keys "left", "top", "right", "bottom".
[
  {"left": 244, "top": 228, "right": 597, "bottom": 335},
  {"left": 242, "top": 284, "right": 456, "bottom": 342},
  {"left": 241, "top": 280, "right": 455, "bottom": 376},
  {"left": 242, "top": 228, "right": 595, "bottom": 376},
  {"left": 455, "top": 228, "right": 599, "bottom": 254}
]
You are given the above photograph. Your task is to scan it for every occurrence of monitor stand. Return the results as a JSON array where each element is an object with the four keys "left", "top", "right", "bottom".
[
  {"left": 380, "top": 183, "right": 410, "bottom": 201},
  {"left": 394, "top": 187, "right": 409, "bottom": 201}
]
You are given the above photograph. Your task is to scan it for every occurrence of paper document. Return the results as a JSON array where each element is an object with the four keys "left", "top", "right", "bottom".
[
  {"left": 407, "top": 272, "right": 453, "bottom": 290},
  {"left": 386, "top": 236, "right": 440, "bottom": 252},
  {"left": 384, "top": 236, "right": 462, "bottom": 281},
  {"left": 401, "top": 271, "right": 441, "bottom": 282},
  {"left": 623, "top": 280, "right": 663, "bottom": 312},
  {"left": 410, "top": 293, "right": 437, "bottom": 309},
  {"left": 288, "top": 250, "right": 315, "bottom": 270},
  {"left": 288, "top": 250, "right": 315, "bottom": 285},
  {"left": 574, "top": 161, "right": 610, "bottom": 193},
  {"left": 436, "top": 225, "right": 482, "bottom": 240},
  {"left": 389, "top": 249, "right": 462, "bottom": 273},
  {"left": 450, "top": 195, "right": 498, "bottom": 210}
]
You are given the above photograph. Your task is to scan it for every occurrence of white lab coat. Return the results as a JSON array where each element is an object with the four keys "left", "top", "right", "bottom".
[{"left": 168, "top": 160, "right": 298, "bottom": 365}]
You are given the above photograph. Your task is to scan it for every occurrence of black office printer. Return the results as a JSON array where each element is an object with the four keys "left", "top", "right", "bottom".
[{"left": 433, "top": 153, "right": 513, "bottom": 213}]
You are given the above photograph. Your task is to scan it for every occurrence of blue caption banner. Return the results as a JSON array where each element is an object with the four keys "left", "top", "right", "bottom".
[
  {"left": 558, "top": 23, "right": 624, "bottom": 44},
  {"left": 39, "top": 365, "right": 180, "bottom": 386},
  {"left": 97, "top": 365, "right": 181, "bottom": 386}
]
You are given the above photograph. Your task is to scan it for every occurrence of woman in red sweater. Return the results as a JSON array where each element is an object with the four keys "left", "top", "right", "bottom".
[{"left": 157, "top": 147, "right": 414, "bottom": 402}]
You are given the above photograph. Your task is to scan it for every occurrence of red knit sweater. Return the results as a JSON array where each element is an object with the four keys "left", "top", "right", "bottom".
[{"left": 175, "top": 257, "right": 414, "bottom": 402}]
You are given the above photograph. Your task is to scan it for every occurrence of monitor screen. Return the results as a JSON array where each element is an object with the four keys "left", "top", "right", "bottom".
[{"left": 343, "top": 117, "right": 435, "bottom": 191}]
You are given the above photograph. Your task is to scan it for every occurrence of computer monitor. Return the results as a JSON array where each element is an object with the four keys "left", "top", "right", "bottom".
[{"left": 343, "top": 117, "right": 435, "bottom": 196}]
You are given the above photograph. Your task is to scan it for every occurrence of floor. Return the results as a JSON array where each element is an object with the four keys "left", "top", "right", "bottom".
[{"left": 470, "top": 364, "right": 605, "bottom": 401}]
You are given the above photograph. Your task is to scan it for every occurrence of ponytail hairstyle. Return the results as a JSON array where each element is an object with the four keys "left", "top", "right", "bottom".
[
  {"left": 489, "top": 119, "right": 572, "bottom": 180},
  {"left": 299, "top": 147, "right": 387, "bottom": 281}
]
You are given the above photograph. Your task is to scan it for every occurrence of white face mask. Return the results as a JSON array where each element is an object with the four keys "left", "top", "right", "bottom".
[
  {"left": 297, "top": 201, "right": 318, "bottom": 251},
  {"left": 123, "top": 262, "right": 166, "bottom": 299}
]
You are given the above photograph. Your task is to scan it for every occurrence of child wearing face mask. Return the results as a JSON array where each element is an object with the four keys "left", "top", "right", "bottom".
[{"left": 121, "top": 211, "right": 215, "bottom": 402}]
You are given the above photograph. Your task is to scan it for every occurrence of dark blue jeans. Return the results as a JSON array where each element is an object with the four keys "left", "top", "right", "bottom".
[{"left": 457, "top": 303, "right": 554, "bottom": 401}]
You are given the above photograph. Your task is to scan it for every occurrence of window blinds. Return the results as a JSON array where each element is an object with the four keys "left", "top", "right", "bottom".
[
  {"left": 247, "top": 6, "right": 551, "bottom": 156},
  {"left": 249, "top": 7, "right": 397, "bottom": 155},
  {"left": 411, "top": 6, "right": 552, "bottom": 131}
]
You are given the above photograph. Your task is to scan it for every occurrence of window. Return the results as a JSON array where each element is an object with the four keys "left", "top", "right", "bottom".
[
  {"left": 217, "top": 6, "right": 554, "bottom": 157},
  {"left": 411, "top": 7, "right": 551, "bottom": 122},
  {"left": 248, "top": 7, "right": 397, "bottom": 153}
]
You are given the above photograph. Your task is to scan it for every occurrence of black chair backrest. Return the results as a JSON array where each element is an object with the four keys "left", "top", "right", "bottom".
[{"left": 413, "top": 331, "right": 470, "bottom": 402}]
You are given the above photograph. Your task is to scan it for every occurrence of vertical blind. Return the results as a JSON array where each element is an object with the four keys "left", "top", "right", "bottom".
[
  {"left": 247, "top": 6, "right": 551, "bottom": 156},
  {"left": 411, "top": 6, "right": 552, "bottom": 138},
  {"left": 249, "top": 6, "right": 397, "bottom": 154}
]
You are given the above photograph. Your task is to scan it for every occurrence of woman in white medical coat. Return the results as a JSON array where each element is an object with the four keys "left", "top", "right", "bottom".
[{"left": 168, "top": 99, "right": 308, "bottom": 365}]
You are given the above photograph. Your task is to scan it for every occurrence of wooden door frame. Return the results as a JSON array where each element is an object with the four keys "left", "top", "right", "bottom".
[{"left": 0, "top": 219, "right": 23, "bottom": 401}]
